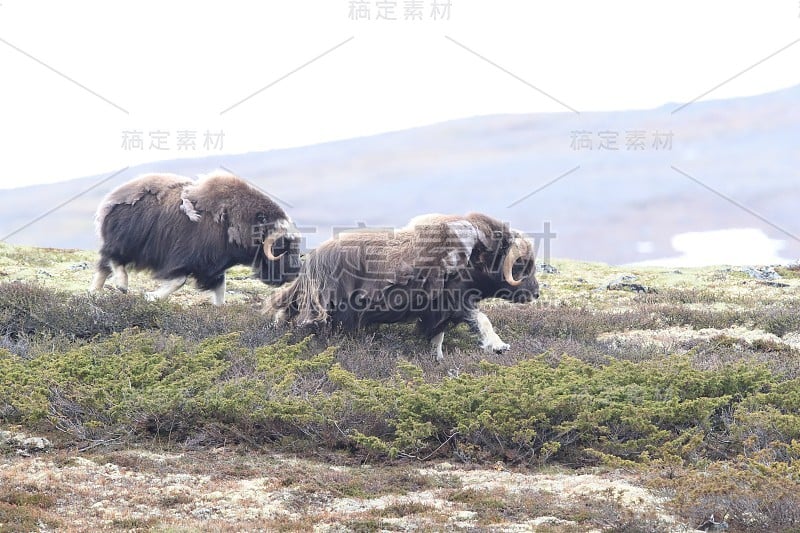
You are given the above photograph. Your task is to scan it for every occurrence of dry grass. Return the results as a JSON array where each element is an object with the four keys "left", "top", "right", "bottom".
[
  {"left": 0, "top": 483, "right": 62, "bottom": 532},
  {"left": 0, "top": 448, "right": 686, "bottom": 532}
]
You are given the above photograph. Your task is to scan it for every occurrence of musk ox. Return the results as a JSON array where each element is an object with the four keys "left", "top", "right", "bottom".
[
  {"left": 264, "top": 213, "right": 539, "bottom": 361},
  {"left": 90, "top": 171, "right": 301, "bottom": 304}
]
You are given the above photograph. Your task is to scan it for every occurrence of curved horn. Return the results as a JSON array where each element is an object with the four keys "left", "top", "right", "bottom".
[
  {"left": 502, "top": 239, "right": 526, "bottom": 286},
  {"left": 263, "top": 229, "right": 287, "bottom": 261}
]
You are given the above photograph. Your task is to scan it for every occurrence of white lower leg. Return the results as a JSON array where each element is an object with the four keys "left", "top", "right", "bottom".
[
  {"left": 145, "top": 276, "right": 187, "bottom": 301},
  {"left": 469, "top": 311, "right": 510, "bottom": 353},
  {"left": 111, "top": 262, "right": 128, "bottom": 292},
  {"left": 430, "top": 332, "right": 445, "bottom": 362},
  {"left": 210, "top": 277, "right": 226, "bottom": 305},
  {"left": 89, "top": 269, "right": 109, "bottom": 292},
  {"left": 272, "top": 308, "right": 288, "bottom": 325}
]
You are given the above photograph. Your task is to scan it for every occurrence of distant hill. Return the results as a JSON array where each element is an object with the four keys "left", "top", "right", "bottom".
[{"left": 1, "top": 84, "right": 798, "bottom": 265}]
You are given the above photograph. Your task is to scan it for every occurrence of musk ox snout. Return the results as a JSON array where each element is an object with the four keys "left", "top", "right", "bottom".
[
  {"left": 519, "top": 273, "right": 540, "bottom": 302},
  {"left": 495, "top": 275, "right": 539, "bottom": 303},
  {"left": 257, "top": 234, "right": 302, "bottom": 285},
  {"left": 511, "top": 285, "right": 539, "bottom": 303}
]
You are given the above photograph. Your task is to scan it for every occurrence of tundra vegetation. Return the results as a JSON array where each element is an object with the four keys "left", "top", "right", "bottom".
[{"left": 1, "top": 241, "right": 800, "bottom": 531}]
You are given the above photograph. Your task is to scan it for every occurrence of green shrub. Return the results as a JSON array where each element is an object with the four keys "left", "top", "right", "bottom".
[
  {"left": 4, "top": 323, "right": 797, "bottom": 469},
  {"left": 323, "top": 355, "right": 778, "bottom": 464},
  {"left": 0, "top": 330, "right": 233, "bottom": 438}
]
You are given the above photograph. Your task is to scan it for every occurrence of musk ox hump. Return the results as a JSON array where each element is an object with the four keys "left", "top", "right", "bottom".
[
  {"left": 390, "top": 215, "right": 484, "bottom": 297},
  {"left": 441, "top": 219, "right": 480, "bottom": 272},
  {"left": 403, "top": 215, "right": 481, "bottom": 272},
  {"left": 94, "top": 173, "right": 196, "bottom": 237},
  {"left": 181, "top": 170, "right": 288, "bottom": 247}
]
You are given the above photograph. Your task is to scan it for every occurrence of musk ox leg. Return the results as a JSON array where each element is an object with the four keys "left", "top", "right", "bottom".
[
  {"left": 467, "top": 310, "right": 510, "bottom": 354},
  {"left": 89, "top": 261, "right": 112, "bottom": 293},
  {"left": 430, "top": 332, "right": 445, "bottom": 362},
  {"left": 111, "top": 261, "right": 129, "bottom": 293},
  {"left": 144, "top": 276, "right": 187, "bottom": 301},
  {"left": 209, "top": 277, "right": 226, "bottom": 306},
  {"left": 271, "top": 308, "right": 289, "bottom": 325}
]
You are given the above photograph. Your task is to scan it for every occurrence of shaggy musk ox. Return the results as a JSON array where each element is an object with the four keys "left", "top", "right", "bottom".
[
  {"left": 264, "top": 213, "right": 539, "bottom": 361},
  {"left": 90, "top": 171, "right": 301, "bottom": 304}
]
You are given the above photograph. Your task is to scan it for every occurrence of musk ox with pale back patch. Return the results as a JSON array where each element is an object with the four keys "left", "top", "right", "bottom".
[
  {"left": 264, "top": 213, "right": 539, "bottom": 361},
  {"left": 90, "top": 171, "right": 301, "bottom": 304}
]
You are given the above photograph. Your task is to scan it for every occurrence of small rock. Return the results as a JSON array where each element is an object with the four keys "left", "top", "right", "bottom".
[
  {"left": 697, "top": 514, "right": 729, "bottom": 531},
  {"left": 36, "top": 269, "right": 53, "bottom": 278},
  {"left": 538, "top": 263, "right": 558, "bottom": 274},
  {"left": 453, "top": 510, "right": 477, "bottom": 521},
  {"left": 601, "top": 274, "right": 657, "bottom": 294},
  {"left": 191, "top": 507, "right": 213, "bottom": 519},
  {"left": 68, "top": 262, "right": 91, "bottom": 271},
  {"left": 1, "top": 430, "right": 52, "bottom": 453},
  {"left": 741, "top": 266, "right": 781, "bottom": 281},
  {"left": 531, "top": 516, "right": 574, "bottom": 527},
  {"left": 610, "top": 283, "right": 657, "bottom": 294},
  {"left": 20, "top": 436, "right": 52, "bottom": 450},
  {"left": 601, "top": 274, "right": 637, "bottom": 289}
]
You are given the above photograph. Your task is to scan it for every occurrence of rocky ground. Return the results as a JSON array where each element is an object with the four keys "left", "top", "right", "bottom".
[{"left": 1, "top": 435, "right": 688, "bottom": 532}]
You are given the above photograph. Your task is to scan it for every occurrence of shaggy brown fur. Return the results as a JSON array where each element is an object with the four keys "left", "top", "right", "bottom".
[
  {"left": 265, "top": 213, "right": 538, "bottom": 359},
  {"left": 94, "top": 173, "right": 194, "bottom": 236},
  {"left": 91, "top": 171, "right": 300, "bottom": 301}
]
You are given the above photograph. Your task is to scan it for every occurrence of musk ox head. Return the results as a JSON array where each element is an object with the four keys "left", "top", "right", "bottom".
[
  {"left": 485, "top": 225, "right": 540, "bottom": 304},
  {"left": 407, "top": 212, "right": 540, "bottom": 304},
  {"left": 181, "top": 172, "right": 302, "bottom": 286},
  {"left": 252, "top": 218, "right": 302, "bottom": 285}
]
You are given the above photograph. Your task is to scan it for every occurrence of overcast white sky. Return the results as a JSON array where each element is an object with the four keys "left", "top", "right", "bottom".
[{"left": 0, "top": 0, "right": 798, "bottom": 189}]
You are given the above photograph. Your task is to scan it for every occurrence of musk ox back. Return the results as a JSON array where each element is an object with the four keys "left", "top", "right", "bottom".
[
  {"left": 265, "top": 212, "right": 539, "bottom": 361},
  {"left": 90, "top": 171, "right": 301, "bottom": 304}
]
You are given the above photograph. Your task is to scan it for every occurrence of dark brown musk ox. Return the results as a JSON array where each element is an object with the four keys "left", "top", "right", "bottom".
[
  {"left": 90, "top": 171, "right": 301, "bottom": 304},
  {"left": 264, "top": 212, "right": 539, "bottom": 361}
]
